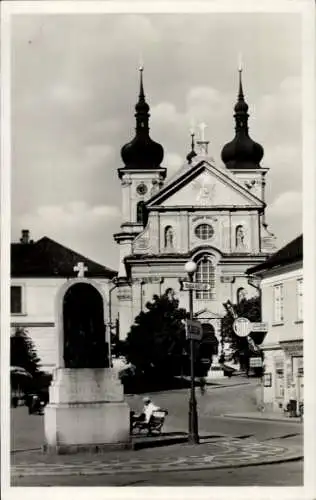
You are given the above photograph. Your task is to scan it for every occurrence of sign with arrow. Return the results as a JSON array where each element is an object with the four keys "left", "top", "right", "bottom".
[{"left": 181, "top": 281, "right": 211, "bottom": 292}]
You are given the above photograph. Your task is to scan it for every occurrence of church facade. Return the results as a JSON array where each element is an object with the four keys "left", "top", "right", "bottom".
[{"left": 114, "top": 67, "right": 276, "bottom": 364}]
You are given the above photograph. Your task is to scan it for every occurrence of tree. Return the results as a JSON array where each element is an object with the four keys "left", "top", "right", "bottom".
[
  {"left": 124, "top": 291, "right": 218, "bottom": 383},
  {"left": 220, "top": 295, "right": 265, "bottom": 375},
  {"left": 125, "top": 291, "right": 188, "bottom": 380},
  {"left": 10, "top": 327, "right": 41, "bottom": 376}
]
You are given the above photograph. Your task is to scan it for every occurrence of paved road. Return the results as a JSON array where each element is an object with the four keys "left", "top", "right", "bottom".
[
  {"left": 11, "top": 381, "right": 303, "bottom": 452},
  {"left": 12, "top": 460, "right": 303, "bottom": 486},
  {"left": 10, "top": 380, "right": 303, "bottom": 486}
]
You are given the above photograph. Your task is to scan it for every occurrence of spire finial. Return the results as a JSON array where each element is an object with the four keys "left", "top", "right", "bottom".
[
  {"left": 139, "top": 64, "right": 145, "bottom": 101},
  {"left": 238, "top": 53, "right": 244, "bottom": 101},
  {"left": 186, "top": 127, "right": 197, "bottom": 164}
]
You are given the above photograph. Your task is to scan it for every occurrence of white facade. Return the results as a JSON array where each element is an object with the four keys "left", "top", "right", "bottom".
[
  {"left": 258, "top": 260, "right": 303, "bottom": 412},
  {"left": 114, "top": 154, "right": 276, "bottom": 369},
  {"left": 10, "top": 276, "right": 114, "bottom": 373}
]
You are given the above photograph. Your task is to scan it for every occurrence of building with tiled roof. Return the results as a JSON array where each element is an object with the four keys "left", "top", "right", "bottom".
[
  {"left": 11, "top": 230, "right": 117, "bottom": 372},
  {"left": 247, "top": 235, "right": 303, "bottom": 414}
]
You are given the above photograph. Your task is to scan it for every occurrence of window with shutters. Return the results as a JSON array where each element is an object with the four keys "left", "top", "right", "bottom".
[
  {"left": 273, "top": 284, "right": 284, "bottom": 323},
  {"left": 296, "top": 278, "right": 303, "bottom": 322}
]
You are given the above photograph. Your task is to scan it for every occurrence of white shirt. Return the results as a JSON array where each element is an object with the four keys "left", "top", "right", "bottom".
[{"left": 143, "top": 402, "right": 159, "bottom": 423}]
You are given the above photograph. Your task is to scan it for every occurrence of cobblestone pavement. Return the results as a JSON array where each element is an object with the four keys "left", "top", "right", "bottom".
[{"left": 12, "top": 438, "right": 299, "bottom": 478}]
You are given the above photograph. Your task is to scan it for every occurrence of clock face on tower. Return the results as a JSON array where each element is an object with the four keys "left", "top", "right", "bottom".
[{"left": 136, "top": 183, "right": 148, "bottom": 195}]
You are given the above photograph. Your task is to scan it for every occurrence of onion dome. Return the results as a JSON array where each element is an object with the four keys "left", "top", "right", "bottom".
[
  {"left": 221, "top": 68, "right": 264, "bottom": 169},
  {"left": 186, "top": 131, "right": 197, "bottom": 164},
  {"left": 121, "top": 67, "right": 164, "bottom": 169}
]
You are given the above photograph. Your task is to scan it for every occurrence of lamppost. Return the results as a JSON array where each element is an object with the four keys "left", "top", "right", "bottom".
[{"left": 184, "top": 260, "right": 199, "bottom": 444}]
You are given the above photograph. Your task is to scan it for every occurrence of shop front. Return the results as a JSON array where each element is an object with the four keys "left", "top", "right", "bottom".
[{"left": 281, "top": 340, "right": 303, "bottom": 415}]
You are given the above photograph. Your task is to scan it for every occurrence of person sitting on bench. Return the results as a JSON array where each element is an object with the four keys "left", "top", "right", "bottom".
[{"left": 142, "top": 396, "right": 160, "bottom": 423}]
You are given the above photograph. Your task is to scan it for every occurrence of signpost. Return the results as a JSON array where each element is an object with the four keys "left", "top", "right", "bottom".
[
  {"left": 185, "top": 319, "right": 203, "bottom": 341},
  {"left": 233, "top": 317, "right": 252, "bottom": 337},
  {"left": 181, "top": 281, "right": 211, "bottom": 292}
]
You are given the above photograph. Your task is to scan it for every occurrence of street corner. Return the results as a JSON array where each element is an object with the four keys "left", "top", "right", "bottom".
[{"left": 11, "top": 436, "right": 301, "bottom": 481}]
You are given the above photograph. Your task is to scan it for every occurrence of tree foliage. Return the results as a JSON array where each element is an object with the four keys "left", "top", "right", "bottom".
[
  {"left": 124, "top": 291, "right": 218, "bottom": 380},
  {"left": 10, "top": 327, "right": 41, "bottom": 376},
  {"left": 220, "top": 295, "right": 265, "bottom": 374},
  {"left": 125, "top": 292, "right": 187, "bottom": 378}
]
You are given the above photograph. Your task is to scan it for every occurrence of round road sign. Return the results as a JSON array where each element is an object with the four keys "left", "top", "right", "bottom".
[{"left": 233, "top": 317, "right": 251, "bottom": 337}]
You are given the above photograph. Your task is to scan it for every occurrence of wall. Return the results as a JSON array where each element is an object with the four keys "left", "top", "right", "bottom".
[
  {"left": 259, "top": 261, "right": 303, "bottom": 411},
  {"left": 11, "top": 277, "right": 112, "bottom": 372},
  {"left": 261, "top": 262, "right": 303, "bottom": 347}
]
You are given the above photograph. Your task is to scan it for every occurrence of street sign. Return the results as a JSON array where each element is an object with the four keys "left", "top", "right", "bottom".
[
  {"left": 250, "top": 322, "right": 268, "bottom": 332},
  {"left": 185, "top": 319, "right": 203, "bottom": 341},
  {"left": 182, "top": 281, "right": 211, "bottom": 291},
  {"left": 233, "top": 318, "right": 268, "bottom": 337},
  {"left": 249, "top": 357, "right": 263, "bottom": 368},
  {"left": 233, "top": 317, "right": 251, "bottom": 337}
]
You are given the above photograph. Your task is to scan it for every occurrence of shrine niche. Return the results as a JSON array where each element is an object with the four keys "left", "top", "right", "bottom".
[
  {"left": 164, "top": 225, "right": 174, "bottom": 249},
  {"left": 63, "top": 282, "right": 109, "bottom": 369},
  {"left": 235, "top": 225, "right": 247, "bottom": 250}
]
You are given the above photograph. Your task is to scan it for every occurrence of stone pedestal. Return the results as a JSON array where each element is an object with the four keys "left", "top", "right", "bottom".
[{"left": 44, "top": 368, "right": 131, "bottom": 453}]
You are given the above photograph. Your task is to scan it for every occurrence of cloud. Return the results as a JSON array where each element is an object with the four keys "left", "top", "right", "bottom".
[
  {"left": 83, "top": 144, "right": 114, "bottom": 167},
  {"left": 255, "top": 76, "right": 301, "bottom": 145},
  {"left": 268, "top": 191, "right": 302, "bottom": 218},
  {"left": 10, "top": 13, "right": 302, "bottom": 267},
  {"left": 164, "top": 153, "right": 184, "bottom": 176},
  {"left": 14, "top": 201, "right": 120, "bottom": 236}
]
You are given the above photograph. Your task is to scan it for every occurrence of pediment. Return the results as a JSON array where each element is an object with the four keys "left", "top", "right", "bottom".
[
  {"left": 194, "top": 308, "right": 223, "bottom": 320},
  {"left": 147, "top": 161, "right": 264, "bottom": 209}
]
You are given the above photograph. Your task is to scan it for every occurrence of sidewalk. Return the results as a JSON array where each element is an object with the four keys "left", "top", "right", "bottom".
[
  {"left": 223, "top": 411, "right": 302, "bottom": 424},
  {"left": 178, "top": 376, "right": 252, "bottom": 389},
  {"left": 11, "top": 433, "right": 302, "bottom": 480}
]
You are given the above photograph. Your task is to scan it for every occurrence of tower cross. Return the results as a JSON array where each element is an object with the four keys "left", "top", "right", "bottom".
[
  {"left": 198, "top": 122, "right": 208, "bottom": 142},
  {"left": 74, "top": 261, "right": 88, "bottom": 278}
]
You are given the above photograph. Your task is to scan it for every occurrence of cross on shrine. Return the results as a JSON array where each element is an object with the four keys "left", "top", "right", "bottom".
[{"left": 73, "top": 261, "right": 88, "bottom": 278}]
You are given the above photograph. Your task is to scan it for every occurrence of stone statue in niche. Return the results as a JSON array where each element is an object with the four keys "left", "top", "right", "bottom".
[
  {"left": 164, "top": 226, "right": 174, "bottom": 249},
  {"left": 150, "top": 179, "right": 160, "bottom": 196},
  {"left": 236, "top": 225, "right": 246, "bottom": 250}
]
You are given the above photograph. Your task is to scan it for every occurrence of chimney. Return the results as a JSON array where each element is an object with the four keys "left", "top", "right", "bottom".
[{"left": 20, "top": 229, "right": 30, "bottom": 244}]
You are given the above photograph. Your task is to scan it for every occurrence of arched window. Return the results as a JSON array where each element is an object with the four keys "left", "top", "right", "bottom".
[
  {"left": 235, "top": 225, "right": 245, "bottom": 249},
  {"left": 136, "top": 201, "right": 147, "bottom": 225},
  {"left": 195, "top": 257, "right": 216, "bottom": 300},
  {"left": 164, "top": 226, "right": 174, "bottom": 249}
]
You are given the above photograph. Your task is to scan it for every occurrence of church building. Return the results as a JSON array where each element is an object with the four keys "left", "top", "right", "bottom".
[{"left": 114, "top": 66, "right": 276, "bottom": 367}]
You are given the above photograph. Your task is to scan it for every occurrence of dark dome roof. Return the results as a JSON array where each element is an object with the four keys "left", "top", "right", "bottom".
[
  {"left": 221, "top": 131, "right": 264, "bottom": 169},
  {"left": 121, "top": 136, "right": 164, "bottom": 169},
  {"left": 221, "top": 69, "right": 264, "bottom": 170},
  {"left": 120, "top": 68, "right": 164, "bottom": 170}
]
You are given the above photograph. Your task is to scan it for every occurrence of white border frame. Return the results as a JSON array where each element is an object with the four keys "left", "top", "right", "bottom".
[{"left": 1, "top": 2, "right": 315, "bottom": 500}]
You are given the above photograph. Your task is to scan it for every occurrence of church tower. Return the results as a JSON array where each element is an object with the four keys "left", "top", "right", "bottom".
[
  {"left": 221, "top": 67, "right": 276, "bottom": 252},
  {"left": 114, "top": 67, "right": 166, "bottom": 278}
]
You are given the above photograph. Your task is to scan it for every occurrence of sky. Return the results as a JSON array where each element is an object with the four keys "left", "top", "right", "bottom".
[{"left": 11, "top": 12, "right": 302, "bottom": 270}]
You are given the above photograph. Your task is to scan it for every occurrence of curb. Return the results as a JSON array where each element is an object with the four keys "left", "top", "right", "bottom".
[{"left": 223, "top": 414, "right": 302, "bottom": 424}]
